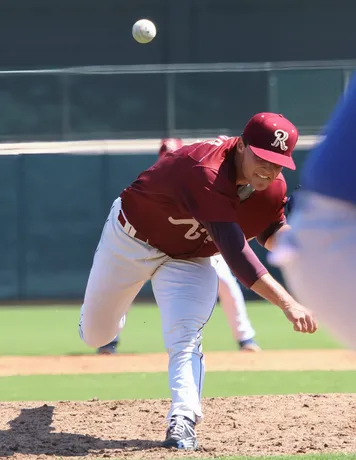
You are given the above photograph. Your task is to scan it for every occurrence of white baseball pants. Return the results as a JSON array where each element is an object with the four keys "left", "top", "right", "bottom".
[
  {"left": 270, "top": 191, "right": 356, "bottom": 349},
  {"left": 109, "top": 255, "right": 255, "bottom": 347},
  {"left": 212, "top": 255, "right": 255, "bottom": 342},
  {"left": 79, "top": 198, "right": 218, "bottom": 422}
]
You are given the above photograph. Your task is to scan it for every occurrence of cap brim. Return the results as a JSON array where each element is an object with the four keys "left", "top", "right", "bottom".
[{"left": 250, "top": 146, "right": 296, "bottom": 170}]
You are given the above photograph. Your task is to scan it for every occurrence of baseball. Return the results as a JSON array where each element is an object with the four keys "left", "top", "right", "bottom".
[{"left": 132, "top": 19, "right": 157, "bottom": 44}]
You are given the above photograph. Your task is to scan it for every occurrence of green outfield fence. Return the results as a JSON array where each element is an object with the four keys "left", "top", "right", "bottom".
[
  {"left": 0, "top": 60, "right": 354, "bottom": 142},
  {"left": 0, "top": 136, "right": 313, "bottom": 302},
  {"left": 0, "top": 59, "right": 353, "bottom": 301}
]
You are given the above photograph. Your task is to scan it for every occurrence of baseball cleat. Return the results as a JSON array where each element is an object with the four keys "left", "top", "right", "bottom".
[
  {"left": 162, "top": 415, "right": 198, "bottom": 450},
  {"left": 239, "top": 338, "right": 261, "bottom": 352},
  {"left": 96, "top": 339, "right": 119, "bottom": 355}
]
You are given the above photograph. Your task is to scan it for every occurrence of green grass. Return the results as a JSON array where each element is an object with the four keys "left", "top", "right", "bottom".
[
  {"left": 179, "top": 456, "right": 356, "bottom": 460},
  {"left": 1, "top": 370, "right": 355, "bottom": 401},
  {"left": 0, "top": 304, "right": 353, "bottom": 457},
  {"left": 0, "top": 302, "right": 341, "bottom": 356}
]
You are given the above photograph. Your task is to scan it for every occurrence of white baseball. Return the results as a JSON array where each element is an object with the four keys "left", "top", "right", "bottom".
[{"left": 132, "top": 19, "right": 157, "bottom": 44}]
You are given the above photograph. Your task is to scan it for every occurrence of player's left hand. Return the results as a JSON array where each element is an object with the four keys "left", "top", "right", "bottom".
[
  {"left": 282, "top": 301, "right": 318, "bottom": 333},
  {"left": 285, "top": 185, "right": 302, "bottom": 217}
]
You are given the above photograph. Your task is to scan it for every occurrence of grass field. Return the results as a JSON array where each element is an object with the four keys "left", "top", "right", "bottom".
[
  {"left": 0, "top": 302, "right": 340, "bottom": 356},
  {"left": 186, "top": 457, "right": 356, "bottom": 460},
  {"left": 183, "top": 456, "right": 356, "bottom": 460},
  {"left": 2, "top": 370, "right": 356, "bottom": 401},
  {"left": 0, "top": 301, "right": 354, "bottom": 459},
  {"left": 0, "top": 302, "right": 350, "bottom": 401}
]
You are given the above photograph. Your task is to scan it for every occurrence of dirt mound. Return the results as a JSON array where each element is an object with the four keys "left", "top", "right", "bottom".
[
  {"left": 1, "top": 350, "right": 356, "bottom": 376},
  {"left": 0, "top": 394, "right": 355, "bottom": 459}
]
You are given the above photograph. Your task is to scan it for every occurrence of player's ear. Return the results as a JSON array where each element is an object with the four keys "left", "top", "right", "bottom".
[{"left": 237, "top": 137, "right": 245, "bottom": 154}]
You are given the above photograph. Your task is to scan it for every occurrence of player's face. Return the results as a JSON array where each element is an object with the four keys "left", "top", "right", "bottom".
[{"left": 239, "top": 143, "right": 282, "bottom": 191}]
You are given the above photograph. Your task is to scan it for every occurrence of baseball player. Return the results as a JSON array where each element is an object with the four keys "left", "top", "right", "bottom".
[
  {"left": 97, "top": 138, "right": 260, "bottom": 355},
  {"left": 270, "top": 72, "right": 356, "bottom": 350},
  {"left": 79, "top": 112, "right": 317, "bottom": 450}
]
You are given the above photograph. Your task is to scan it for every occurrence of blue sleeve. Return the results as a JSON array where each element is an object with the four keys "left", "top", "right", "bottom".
[
  {"left": 284, "top": 185, "right": 301, "bottom": 217},
  {"left": 302, "top": 71, "right": 356, "bottom": 205}
]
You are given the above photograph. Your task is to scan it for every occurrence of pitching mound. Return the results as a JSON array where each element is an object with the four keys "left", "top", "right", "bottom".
[{"left": 0, "top": 394, "right": 356, "bottom": 459}]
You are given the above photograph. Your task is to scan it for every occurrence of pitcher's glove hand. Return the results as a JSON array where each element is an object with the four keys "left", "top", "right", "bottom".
[{"left": 285, "top": 185, "right": 302, "bottom": 217}]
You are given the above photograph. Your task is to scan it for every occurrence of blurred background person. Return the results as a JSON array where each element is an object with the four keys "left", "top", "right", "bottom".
[{"left": 270, "top": 72, "right": 356, "bottom": 349}]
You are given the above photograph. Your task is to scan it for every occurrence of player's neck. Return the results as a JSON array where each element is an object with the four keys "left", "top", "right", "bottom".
[{"left": 236, "top": 176, "right": 248, "bottom": 185}]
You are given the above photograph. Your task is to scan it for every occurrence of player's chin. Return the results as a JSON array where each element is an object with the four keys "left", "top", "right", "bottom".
[
  {"left": 251, "top": 173, "right": 273, "bottom": 190},
  {"left": 252, "top": 179, "right": 271, "bottom": 191}
]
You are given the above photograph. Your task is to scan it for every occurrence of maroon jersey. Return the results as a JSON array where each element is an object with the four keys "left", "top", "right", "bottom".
[
  {"left": 120, "top": 137, "right": 286, "bottom": 259},
  {"left": 158, "top": 138, "right": 183, "bottom": 158}
]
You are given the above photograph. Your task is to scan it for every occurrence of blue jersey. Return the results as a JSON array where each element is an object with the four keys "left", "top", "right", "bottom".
[{"left": 302, "top": 71, "right": 356, "bottom": 205}]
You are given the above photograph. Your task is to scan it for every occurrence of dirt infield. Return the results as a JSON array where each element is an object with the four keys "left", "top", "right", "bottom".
[
  {"left": 0, "top": 394, "right": 356, "bottom": 459},
  {"left": 0, "top": 349, "right": 356, "bottom": 376},
  {"left": 1, "top": 351, "right": 356, "bottom": 458}
]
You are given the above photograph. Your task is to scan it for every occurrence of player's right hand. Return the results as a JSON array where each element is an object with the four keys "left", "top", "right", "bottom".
[{"left": 282, "top": 302, "right": 318, "bottom": 333}]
